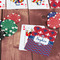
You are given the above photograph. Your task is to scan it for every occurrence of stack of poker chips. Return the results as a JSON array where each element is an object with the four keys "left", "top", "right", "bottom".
[
  {"left": 0, "top": 20, "right": 6, "bottom": 40},
  {"left": 0, "top": 13, "right": 21, "bottom": 40},
  {"left": 10, "top": 0, "right": 24, "bottom": 6}
]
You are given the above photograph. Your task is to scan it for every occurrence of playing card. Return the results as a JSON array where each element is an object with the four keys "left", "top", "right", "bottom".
[
  {"left": 19, "top": 24, "right": 45, "bottom": 51},
  {"left": 28, "top": 0, "right": 50, "bottom": 9},
  {"left": 0, "top": 0, "right": 5, "bottom": 9},
  {"left": 25, "top": 26, "right": 57, "bottom": 56},
  {"left": 7, "top": 0, "right": 27, "bottom": 9}
]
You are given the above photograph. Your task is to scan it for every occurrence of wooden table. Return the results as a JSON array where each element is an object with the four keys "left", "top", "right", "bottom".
[{"left": 0, "top": 8, "right": 60, "bottom": 60}]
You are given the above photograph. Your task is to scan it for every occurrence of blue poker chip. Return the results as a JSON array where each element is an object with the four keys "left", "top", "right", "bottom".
[
  {"left": 47, "top": 12, "right": 57, "bottom": 19},
  {"left": 0, "top": 20, "right": 2, "bottom": 25},
  {"left": 0, "top": 20, "right": 2, "bottom": 29}
]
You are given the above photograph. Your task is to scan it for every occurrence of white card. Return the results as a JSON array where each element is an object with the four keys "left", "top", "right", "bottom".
[
  {"left": 19, "top": 24, "right": 45, "bottom": 51},
  {"left": 28, "top": 0, "right": 50, "bottom": 9},
  {"left": 7, "top": 0, "right": 27, "bottom": 9},
  {"left": 0, "top": 0, "right": 5, "bottom": 9}
]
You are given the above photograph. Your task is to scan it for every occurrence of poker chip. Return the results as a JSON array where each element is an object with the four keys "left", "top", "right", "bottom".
[
  {"left": 0, "top": 30, "right": 6, "bottom": 40},
  {"left": 47, "top": 13, "right": 60, "bottom": 29},
  {"left": 0, "top": 20, "right": 1, "bottom": 24},
  {"left": 0, "top": 20, "right": 2, "bottom": 24},
  {"left": 47, "top": 12, "right": 57, "bottom": 19},
  {"left": 0, "top": 20, "right": 2, "bottom": 29},
  {"left": 1, "top": 19, "right": 18, "bottom": 36},
  {"left": 3, "top": 13, "right": 21, "bottom": 24}
]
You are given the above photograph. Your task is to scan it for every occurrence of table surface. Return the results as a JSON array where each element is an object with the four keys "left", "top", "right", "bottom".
[{"left": 0, "top": 6, "right": 60, "bottom": 60}]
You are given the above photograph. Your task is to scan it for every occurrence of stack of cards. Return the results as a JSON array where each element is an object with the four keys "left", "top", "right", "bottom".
[
  {"left": 7, "top": 0, "right": 50, "bottom": 9},
  {"left": 1, "top": 0, "right": 60, "bottom": 9},
  {"left": 0, "top": 0, "right": 5, "bottom": 9},
  {"left": 19, "top": 24, "right": 57, "bottom": 56}
]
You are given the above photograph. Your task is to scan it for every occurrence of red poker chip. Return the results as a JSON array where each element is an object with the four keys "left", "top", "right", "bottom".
[
  {"left": 3, "top": 13, "right": 21, "bottom": 24},
  {"left": 3, "top": 17, "right": 7, "bottom": 20},
  {"left": 47, "top": 13, "right": 60, "bottom": 29}
]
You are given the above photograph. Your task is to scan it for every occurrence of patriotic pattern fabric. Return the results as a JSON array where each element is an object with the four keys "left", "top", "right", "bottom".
[
  {"left": 50, "top": 0, "right": 60, "bottom": 8},
  {"left": 25, "top": 26, "right": 57, "bottom": 56}
]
